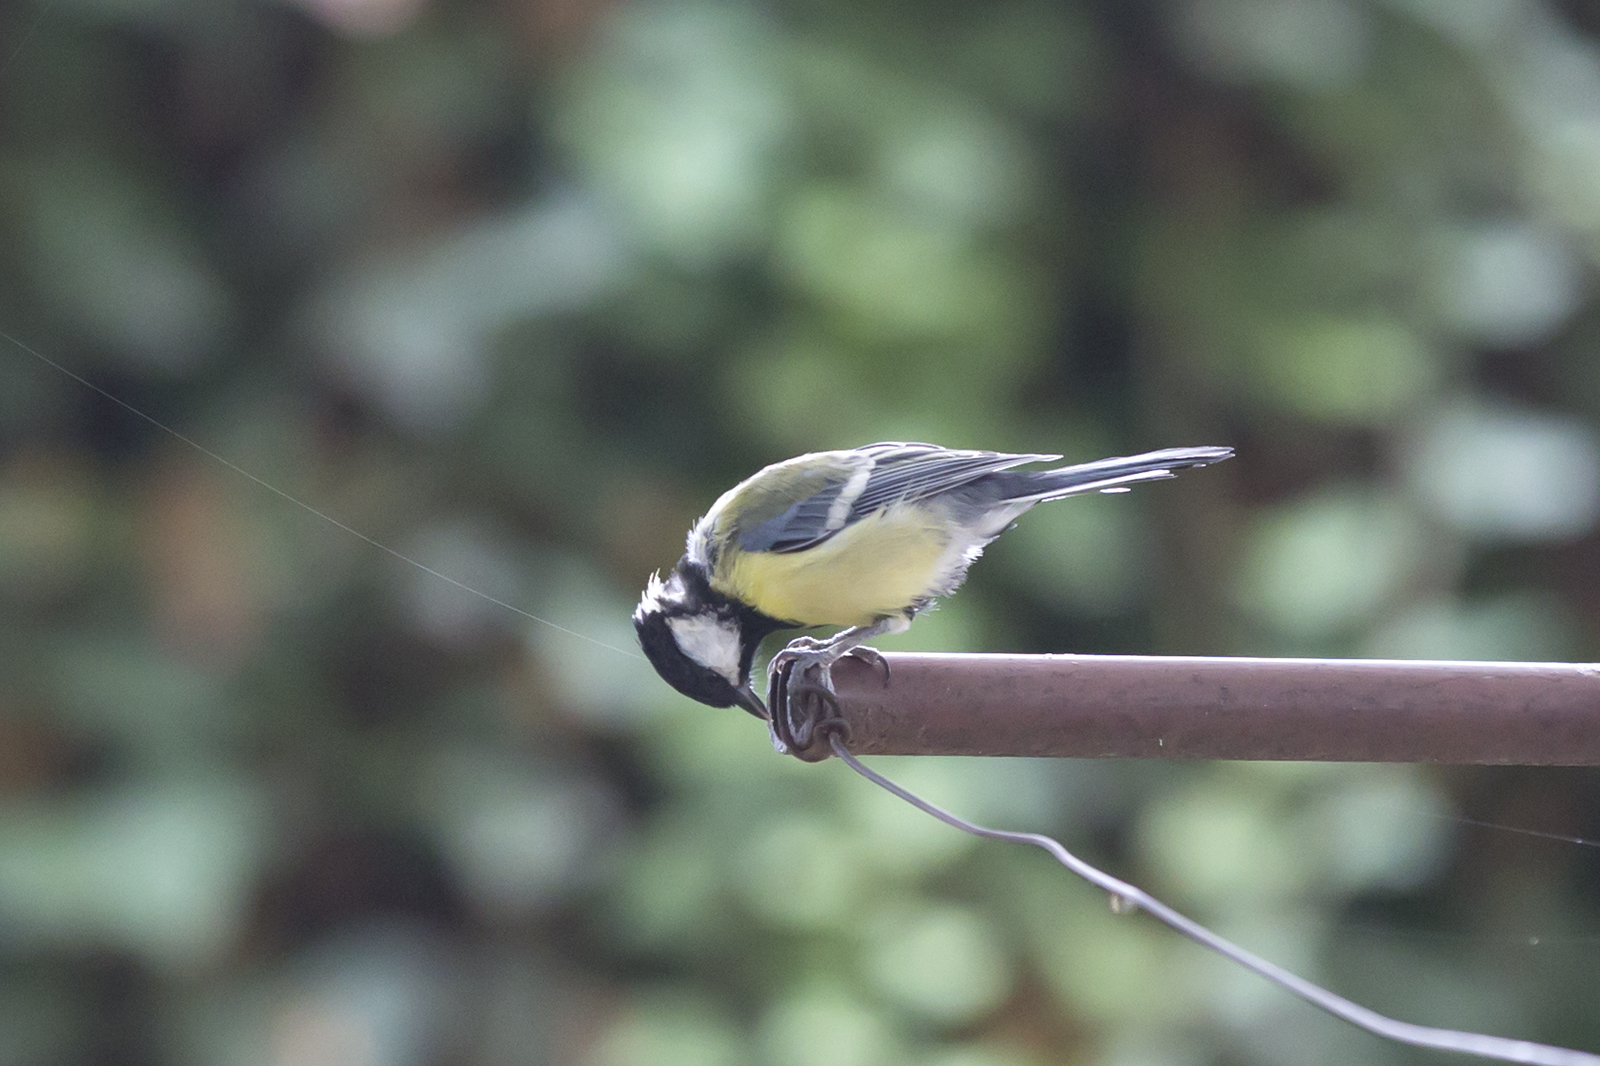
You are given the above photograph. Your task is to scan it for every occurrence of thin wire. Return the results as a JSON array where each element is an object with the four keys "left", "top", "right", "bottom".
[
  {"left": 828, "top": 733, "right": 1600, "bottom": 1066},
  {"left": 1450, "top": 815, "right": 1600, "bottom": 849},
  {"left": 0, "top": 329, "right": 646, "bottom": 661},
  {"left": 2, "top": 0, "right": 55, "bottom": 74}
]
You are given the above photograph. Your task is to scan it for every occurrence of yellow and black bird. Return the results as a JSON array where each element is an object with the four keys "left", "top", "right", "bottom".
[{"left": 634, "top": 442, "right": 1232, "bottom": 718}]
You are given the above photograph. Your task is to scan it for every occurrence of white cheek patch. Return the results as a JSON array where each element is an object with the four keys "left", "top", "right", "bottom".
[{"left": 666, "top": 615, "right": 742, "bottom": 685}]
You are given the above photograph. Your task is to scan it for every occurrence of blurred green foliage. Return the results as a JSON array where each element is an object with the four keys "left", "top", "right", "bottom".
[{"left": 4, "top": 0, "right": 1600, "bottom": 1064}]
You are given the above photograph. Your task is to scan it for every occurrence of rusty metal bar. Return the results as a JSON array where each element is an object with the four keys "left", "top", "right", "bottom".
[{"left": 823, "top": 653, "right": 1600, "bottom": 763}]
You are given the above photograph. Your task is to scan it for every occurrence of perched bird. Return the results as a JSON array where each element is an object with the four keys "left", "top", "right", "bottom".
[{"left": 634, "top": 442, "right": 1232, "bottom": 719}]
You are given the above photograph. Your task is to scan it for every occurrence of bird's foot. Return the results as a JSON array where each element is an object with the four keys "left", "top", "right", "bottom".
[
  {"left": 765, "top": 639, "right": 888, "bottom": 760},
  {"left": 768, "top": 641, "right": 891, "bottom": 686},
  {"left": 765, "top": 661, "right": 842, "bottom": 760}
]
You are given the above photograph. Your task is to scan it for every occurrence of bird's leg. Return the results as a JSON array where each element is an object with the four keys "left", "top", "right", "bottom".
[{"left": 768, "top": 617, "right": 905, "bottom": 687}]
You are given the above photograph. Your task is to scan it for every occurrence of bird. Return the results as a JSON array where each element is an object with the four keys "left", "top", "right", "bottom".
[{"left": 633, "top": 441, "right": 1232, "bottom": 721}]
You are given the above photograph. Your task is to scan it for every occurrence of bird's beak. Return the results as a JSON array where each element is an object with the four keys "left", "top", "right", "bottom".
[{"left": 733, "top": 682, "right": 768, "bottom": 720}]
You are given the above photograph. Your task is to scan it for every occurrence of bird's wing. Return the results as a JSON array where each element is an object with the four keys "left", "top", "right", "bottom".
[
  {"left": 690, "top": 450, "right": 858, "bottom": 562},
  {"left": 729, "top": 443, "right": 1056, "bottom": 555},
  {"left": 845, "top": 442, "right": 1058, "bottom": 519}
]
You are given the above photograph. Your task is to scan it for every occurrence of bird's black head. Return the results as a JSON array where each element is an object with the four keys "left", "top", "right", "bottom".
[{"left": 634, "top": 562, "right": 771, "bottom": 718}]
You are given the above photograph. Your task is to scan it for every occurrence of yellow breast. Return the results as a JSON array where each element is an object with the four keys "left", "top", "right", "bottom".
[{"left": 716, "top": 504, "right": 952, "bottom": 626}]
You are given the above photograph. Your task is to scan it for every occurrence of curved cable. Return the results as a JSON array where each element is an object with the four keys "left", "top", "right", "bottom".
[{"left": 828, "top": 732, "right": 1600, "bottom": 1066}]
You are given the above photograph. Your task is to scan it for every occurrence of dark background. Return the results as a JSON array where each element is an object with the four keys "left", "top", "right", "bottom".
[{"left": 3, "top": 0, "right": 1600, "bottom": 1063}]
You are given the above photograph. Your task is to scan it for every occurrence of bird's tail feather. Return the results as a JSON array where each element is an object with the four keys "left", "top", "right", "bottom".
[{"left": 1003, "top": 446, "right": 1233, "bottom": 503}]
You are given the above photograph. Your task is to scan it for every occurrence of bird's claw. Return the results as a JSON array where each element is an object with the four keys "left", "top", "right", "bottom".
[
  {"left": 766, "top": 644, "right": 833, "bottom": 680},
  {"left": 764, "top": 637, "right": 890, "bottom": 760},
  {"left": 844, "top": 645, "right": 891, "bottom": 684},
  {"left": 768, "top": 642, "right": 891, "bottom": 686},
  {"left": 766, "top": 649, "right": 834, "bottom": 753},
  {"left": 764, "top": 657, "right": 838, "bottom": 760},
  {"left": 783, "top": 667, "right": 841, "bottom": 756}
]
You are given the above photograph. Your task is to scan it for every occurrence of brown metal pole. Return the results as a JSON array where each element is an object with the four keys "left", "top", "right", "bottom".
[{"left": 823, "top": 653, "right": 1600, "bottom": 763}]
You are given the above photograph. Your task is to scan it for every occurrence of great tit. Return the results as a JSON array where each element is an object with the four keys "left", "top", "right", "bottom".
[{"left": 634, "top": 441, "right": 1232, "bottom": 718}]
